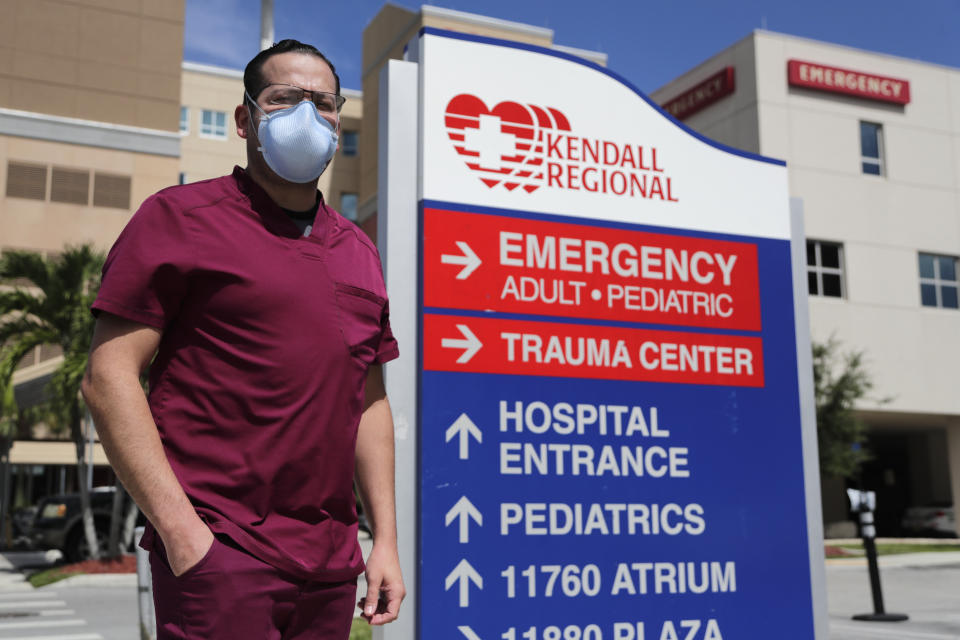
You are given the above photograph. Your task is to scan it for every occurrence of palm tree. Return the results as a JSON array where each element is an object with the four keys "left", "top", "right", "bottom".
[{"left": 0, "top": 245, "right": 105, "bottom": 559}]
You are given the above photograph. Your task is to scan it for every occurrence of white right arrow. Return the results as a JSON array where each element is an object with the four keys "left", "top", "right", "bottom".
[
  {"left": 445, "top": 559, "right": 483, "bottom": 607},
  {"left": 441, "top": 241, "right": 482, "bottom": 280},
  {"left": 445, "top": 496, "right": 483, "bottom": 543},
  {"left": 441, "top": 324, "right": 483, "bottom": 363},
  {"left": 458, "top": 626, "right": 483, "bottom": 640},
  {"left": 445, "top": 413, "right": 482, "bottom": 460}
]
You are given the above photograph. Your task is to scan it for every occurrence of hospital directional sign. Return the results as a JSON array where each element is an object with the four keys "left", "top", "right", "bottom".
[{"left": 410, "top": 28, "right": 825, "bottom": 640}]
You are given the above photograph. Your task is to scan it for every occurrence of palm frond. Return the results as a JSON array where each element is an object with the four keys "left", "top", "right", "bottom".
[
  {"left": 0, "top": 331, "right": 52, "bottom": 437},
  {"left": 0, "top": 288, "right": 46, "bottom": 318},
  {"left": 0, "top": 313, "right": 51, "bottom": 345},
  {"left": 0, "top": 243, "right": 105, "bottom": 439},
  {"left": 0, "top": 251, "right": 49, "bottom": 290}
]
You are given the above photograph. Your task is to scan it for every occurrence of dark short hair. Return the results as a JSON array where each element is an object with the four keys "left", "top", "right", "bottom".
[{"left": 243, "top": 39, "right": 341, "bottom": 102}]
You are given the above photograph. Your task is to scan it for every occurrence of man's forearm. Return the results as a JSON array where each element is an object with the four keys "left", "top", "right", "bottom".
[
  {"left": 354, "top": 386, "right": 405, "bottom": 624},
  {"left": 354, "top": 395, "right": 398, "bottom": 544},
  {"left": 83, "top": 367, "right": 203, "bottom": 542},
  {"left": 81, "top": 316, "right": 212, "bottom": 574}
]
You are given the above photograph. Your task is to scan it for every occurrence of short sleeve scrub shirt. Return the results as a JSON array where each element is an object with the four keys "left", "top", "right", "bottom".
[{"left": 93, "top": 167, "right": 399, "bottom": 582}]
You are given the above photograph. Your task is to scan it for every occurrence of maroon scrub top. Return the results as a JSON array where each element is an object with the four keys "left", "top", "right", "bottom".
[{"left": 93, "top": 167, "right": 399, "bottom": 582}]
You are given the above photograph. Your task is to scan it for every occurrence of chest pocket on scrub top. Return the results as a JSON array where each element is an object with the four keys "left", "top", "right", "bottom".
[{"left": 333, "top": 282, "right": 385, "bottom": 364}]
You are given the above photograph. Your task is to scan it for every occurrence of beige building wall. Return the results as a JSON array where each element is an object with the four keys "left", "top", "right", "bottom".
[
  {"left": 1, "top": 0, "right": 185, "bottom": 437},
  {"left": 1, "top": 0, "right": 185, "bottom": 255},
  {"left": 0, "top": 0, "right": 184, "bottom": 131},
  {"left": 652, "top": 31, "right": 960, "bottom": 533},
  {"left": 0, "top": 136, "right": 177, "bottom": 253},
  {"left": 358, "top": 5, "right": 607, "bottom": 226},
  {"left": 650, "top": 34, "right": 761, "bottom": 155}
]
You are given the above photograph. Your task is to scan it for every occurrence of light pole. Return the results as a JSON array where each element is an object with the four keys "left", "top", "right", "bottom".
[{"left": 260, "top": 0, "right": 274, "bottom": 51}]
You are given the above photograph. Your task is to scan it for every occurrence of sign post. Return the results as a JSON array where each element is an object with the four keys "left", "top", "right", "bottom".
[{"left": 381, "top": 28, "right": 827, "bottom": 640}]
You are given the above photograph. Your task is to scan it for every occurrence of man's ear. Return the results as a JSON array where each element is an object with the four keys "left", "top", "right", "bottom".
[{"left": 235, "top": 103, "right": 250, "bottom": 140}]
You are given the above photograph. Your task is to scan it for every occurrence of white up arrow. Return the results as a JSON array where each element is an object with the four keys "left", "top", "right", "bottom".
[
  {"left": 445, "top": 559, "right": 483, "bottom": 607},
  {"left": 458, "top": 626, "right": 483, "bottom": 640},
  {"left": 445, "top": 413, "right": 482, "bottom": 460},
  {"left": 441, "top": 324, "right": 482, "bottom": 363},
  {"left": 445, "top": 496, "right": 483, "bottom": 543},
  {"left": 441, "top": 241, "right": 482, "bottom": 280}
]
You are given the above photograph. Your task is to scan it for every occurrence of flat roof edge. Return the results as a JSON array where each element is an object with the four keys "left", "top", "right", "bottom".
[
  {"left": 182, "top": 61, "right": 244, "bottom": 79},
  {"left": 420, "top": 5, "right": 553, "bottom": 40}
]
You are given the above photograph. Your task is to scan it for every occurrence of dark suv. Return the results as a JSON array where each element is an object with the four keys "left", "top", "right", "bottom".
[{"left": 29, "top": 487, "right": 140, "bottom": 562}]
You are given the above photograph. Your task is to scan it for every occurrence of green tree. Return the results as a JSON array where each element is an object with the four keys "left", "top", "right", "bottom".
[
  {"left": 813, "top": 337, "right": 876, "bottom": 479},
  {"left": 0, "top": 246, "right": 105, "bottom": 558}
]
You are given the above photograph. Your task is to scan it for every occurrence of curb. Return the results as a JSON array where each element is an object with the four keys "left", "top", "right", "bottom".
[{"left": 826, "top": 551, "right": 960, "bottom": 569}]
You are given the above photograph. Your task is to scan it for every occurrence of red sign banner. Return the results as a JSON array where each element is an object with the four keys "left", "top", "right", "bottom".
[
  {"left": 424, "top": 208, "right": 761, "bottom": 331},
  {"left": 423, "top": 314, "right": 765, "bottom": 387},
  {"left": 787, "top": 60, "right": 910, "bottom": 105},
  {"left": 660, "top": 67, "right": 736, "bottom": 121}
]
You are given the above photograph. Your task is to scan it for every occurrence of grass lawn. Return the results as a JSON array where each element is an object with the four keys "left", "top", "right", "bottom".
[
  {"left": 350, "top": 619, "right": 372, "bottom": 640},
  {"left": 28, "top": 566, "right": 83, "bottom": 588}
]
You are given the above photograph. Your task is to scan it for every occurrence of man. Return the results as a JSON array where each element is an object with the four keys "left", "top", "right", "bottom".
[{"left": 81, "top": 40, "right": 404, "bottom": 639}]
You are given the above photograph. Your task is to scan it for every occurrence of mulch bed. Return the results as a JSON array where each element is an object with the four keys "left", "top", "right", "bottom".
[
  {"left": 59, "top": 555, "right": 137, "bottom": 574},
  {"left": 824, "top": 545, "right": 862, "bottom": 558}
]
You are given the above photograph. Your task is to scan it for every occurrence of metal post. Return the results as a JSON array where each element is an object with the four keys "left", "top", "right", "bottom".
[
  {"left": 848, "top": 490, "right": 908, "bottom": 622},
  {"left": 0, "top": 442, "right": 11, "bottom": 550},
  {"left": 377, "top": 59, "right": 420, "bottom": 640},
  {"left": 85, "top": 410, "right": 94, "bottom": 490},
  {"left": 260, "top": 0, "right": 274, "bottom": 51},
  {"left": 135, "top": 526, "right": 156, "bottom": 640}
]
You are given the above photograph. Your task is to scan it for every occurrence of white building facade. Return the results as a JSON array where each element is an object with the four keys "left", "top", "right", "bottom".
[{"left": 651, "top": 31, "right": 960, "bottom": 535}]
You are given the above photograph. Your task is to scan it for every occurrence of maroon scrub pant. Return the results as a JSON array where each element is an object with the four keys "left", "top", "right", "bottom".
[{"left": 148, "top": 534, "right": 357, "bottom": 639}]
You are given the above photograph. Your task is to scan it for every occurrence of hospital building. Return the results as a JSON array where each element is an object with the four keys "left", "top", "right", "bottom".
[{"left": 2, "top": 1, "right": 958, "bottom": 538}]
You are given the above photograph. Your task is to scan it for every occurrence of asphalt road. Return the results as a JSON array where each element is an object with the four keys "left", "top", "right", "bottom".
[
  {"left": 0, "top": 550, "right": 137, "bottom": 640},
  {"left": 826, "top": 555, "right": 960, "bottom": 640}
]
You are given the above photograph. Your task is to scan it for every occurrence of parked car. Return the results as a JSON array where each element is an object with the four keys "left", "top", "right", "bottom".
[
  {"left": 901, "top": 503, "right": 957, "bottom": 537},
  {"left": 28, "top": 487, "right": 141, "bottom": 562}
]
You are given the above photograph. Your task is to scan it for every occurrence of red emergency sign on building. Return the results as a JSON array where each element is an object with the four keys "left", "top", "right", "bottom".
[
  {"left": 424, "top": 208, "right": 761, "bottom": 331},
  {"left": 660, "top": 67, "right": 736, "bottom": 120},
  {"left": 423, "top": 314, "right": 765, "bottom": 387},
  {"left": 787, "top": 60, "right": 910, "bottom": 105}
]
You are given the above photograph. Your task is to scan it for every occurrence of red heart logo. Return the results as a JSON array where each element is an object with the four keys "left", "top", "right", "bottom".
[{"left": 445, "top": 94, "right": 552, "bottom": 193}]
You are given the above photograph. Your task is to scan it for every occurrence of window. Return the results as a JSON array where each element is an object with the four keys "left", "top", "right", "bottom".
[
  {"left": 340, "top": 193, "right": 358, "bottom": 221},
  {"left": 806, "top": 240, "right": 844, "bottom": 298},
  {"left": 180, "top": 106, "right": 190, "bottom": 135},
  {"left": 860, "top": 121, "right": 883, "bottom": 176},
  {"left": 342, "top": 130, "right": 358, "bottom": 156},
  {"left": 50, "top": 167, "right": 90, "bottom": 205},
  {"left": 93, "top": 172, "right": 131, "bottom": 209},
  {"left": 200, "top": 109, "right": 227, "bottom": 139},
  {"left": 919, "top": 253, "right": 958, "bottom": 309},
  {"left": 6, "top": 162, "right": 47, "bottom": 200}
]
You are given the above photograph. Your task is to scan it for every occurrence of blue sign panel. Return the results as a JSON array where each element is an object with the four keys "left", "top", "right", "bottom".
[{"left": 418, "top": 206, "right": 814, "bottom": 640}]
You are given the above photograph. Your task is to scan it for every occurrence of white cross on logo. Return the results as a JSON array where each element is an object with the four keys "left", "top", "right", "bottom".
[{"left": 463, "top": 114, "right": 516, "bottom": 170}]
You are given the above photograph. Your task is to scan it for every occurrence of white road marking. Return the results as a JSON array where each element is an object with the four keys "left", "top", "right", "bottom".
[
  {"left": 0, "top": 600, "right": 67, "bottom": 609},
  {"left": 0, "top": 592, "right": 58, "bottom": 600},
  {"left": 1, "top": 634, "right": 102, "bottom": 640},
  {"left": 0, "top": 618, "right": 86, "bottom": 630}
]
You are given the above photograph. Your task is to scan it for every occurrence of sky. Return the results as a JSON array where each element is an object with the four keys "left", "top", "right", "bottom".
[{"left": 184, "top": 0, "right": 960, "bottom": 94}]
